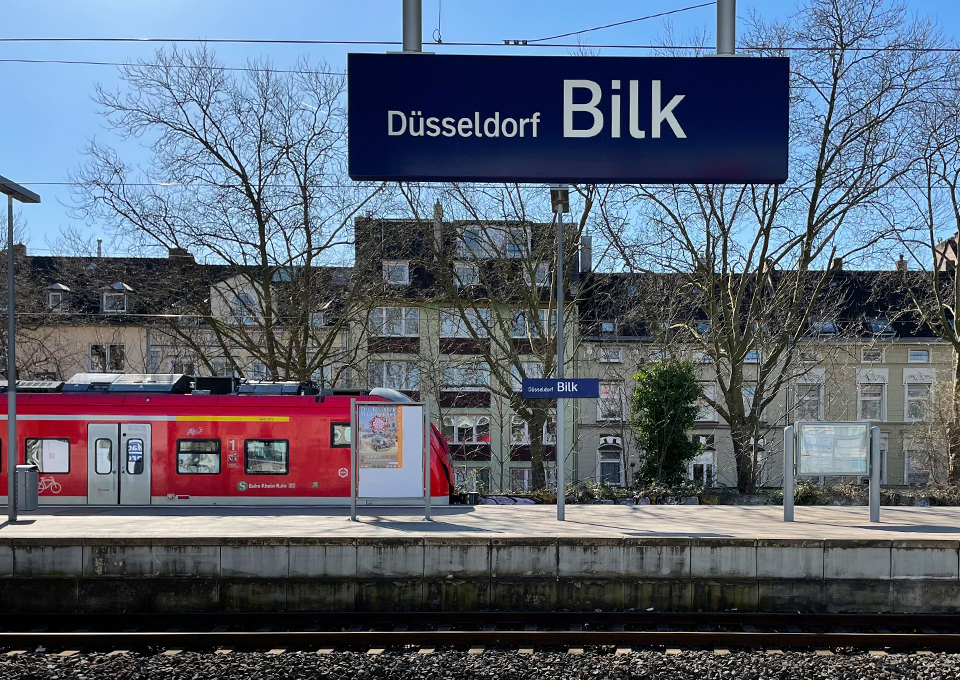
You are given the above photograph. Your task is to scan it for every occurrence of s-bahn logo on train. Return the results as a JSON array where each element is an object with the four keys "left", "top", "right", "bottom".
[{"left": 237, "top": 481, "right": 248, "bottom": 491}]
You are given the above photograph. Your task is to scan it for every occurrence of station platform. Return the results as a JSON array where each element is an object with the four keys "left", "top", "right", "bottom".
[{"left": 2, "top": 505, "right": 960, "bottom": 614}]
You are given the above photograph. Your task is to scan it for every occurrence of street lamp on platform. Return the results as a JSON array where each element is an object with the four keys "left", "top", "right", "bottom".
[{"left": 0, "top": 175, "right": 41, "bottom": 523}]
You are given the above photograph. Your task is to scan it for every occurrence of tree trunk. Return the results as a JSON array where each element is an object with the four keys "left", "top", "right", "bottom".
[
  {"left": 527, "top": 409, "right": 548, "bottom": 491},
  {"left": 731, "top": 423, "right": 755, "bottom": 494},
  {"left": 950, "top": 359, "right": 960, "bottom": 483}
]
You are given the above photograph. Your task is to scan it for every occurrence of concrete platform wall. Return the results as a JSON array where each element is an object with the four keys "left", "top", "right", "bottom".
[{"left": 1, "top": 536, "right": 959, "bottom": 613}]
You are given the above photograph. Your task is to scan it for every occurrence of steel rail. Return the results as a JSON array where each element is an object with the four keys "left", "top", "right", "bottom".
[{"left": 2, "top": 630, "right": 960, "bottom": 651}]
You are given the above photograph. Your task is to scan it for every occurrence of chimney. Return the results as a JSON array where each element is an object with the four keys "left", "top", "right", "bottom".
[
  {"left": 830, "top": 256, "right": 843, "bottom": 271},
  {"left": 432, "top": 201, "right": 444, "bottom": 262},
  {"left": 580, "top": 235, "right": 593, "bottom": 273},
  {"left": 96, "top": 238, "right": 102, "bottom": 258},
  {"left": 896, "top": 254, "right": 908, "bottom": 271},
  {"left": 12, "top": 244, "right": 26, "bottom": 258},
  {"left": 168, "top": 247, "right": 194, "bottom": 261}
]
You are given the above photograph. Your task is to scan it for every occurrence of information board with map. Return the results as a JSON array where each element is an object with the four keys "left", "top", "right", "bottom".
[{"left": 797, "top": 422, "right": 869, "bottom": 476}]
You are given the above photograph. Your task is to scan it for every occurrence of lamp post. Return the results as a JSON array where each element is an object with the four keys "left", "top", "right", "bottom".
[
  {"left": 0, "top": 175, "right": 40, "bottom": 523},
  {"left": 550, "top": 185, "right": 570, "bottom": 521}
]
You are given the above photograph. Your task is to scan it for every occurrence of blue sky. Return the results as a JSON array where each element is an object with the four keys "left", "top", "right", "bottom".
[{"left": 2, "top": 0, "right": 959, "bottom": 254}]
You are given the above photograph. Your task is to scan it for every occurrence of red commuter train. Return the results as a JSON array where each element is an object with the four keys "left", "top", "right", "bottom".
[{"left": 0, "top": 374, "right": 453, "bottom": 506}]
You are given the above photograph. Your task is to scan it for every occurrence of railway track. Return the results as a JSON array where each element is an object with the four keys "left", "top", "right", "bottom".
[{"left": 1, "top": 612, "right": 959, "bottom": 654}]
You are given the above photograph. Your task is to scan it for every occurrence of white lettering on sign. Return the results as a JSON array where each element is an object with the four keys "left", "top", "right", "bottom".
[
  {"left": 563, "top": 80, "right": 685, "bottom": 139},
  {"left": 557, "top": 381, "right": 579, "bottom": 392},
  {"left": 388, "top": 111, "right": 541, "bottom": 138}
]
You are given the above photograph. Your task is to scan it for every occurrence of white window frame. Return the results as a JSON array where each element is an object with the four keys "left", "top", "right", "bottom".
[
  {"left": 795, "top": 383, "right": 823, "bottom": 421},
  {"left": 309, "top": 312, "right": 325, "bottom": 328},
  {"left": 857, "top": 382, "right": 886, "bottom": 421},
  {"left": 369, "top": 307, "right": 420, "bottom": 337},
  {"left": 744, "top": 349, "right": 761, "bottom": 364},
  {"left": 800, "top": 351, "right": 821, "bottom": 364},
  {"left": 861, "top": 347, "right": 884, "bottom": 364},
  {"left": 599, "top": 347, "right": 623, "bottom": 363},
  {"left": 523, "top": 262, "right": 551, "bottom": 287},
  {"left": 905, "top": 382, "right": 933, "bottom": 422},
  {"left": 509, "top": 467, "right": 533, "bottom": 492},
  {"left": 598, "top": 381, "right": 625, "bottom": 422},
  {"left": 101, "top": 292, "right": 128, "bottom": 314},
  {"left": 441, "top": 308, "right": 489, "bottom": 338},
  {"left": 454, "top": 466, "right": 492, "bottom": 493},
  {"left": 600, "top": 320, "right": 617, "bottom": 334},
  {"left": 229, "top": 291, "right": 258, "bottom": 326},
  {"left": 442, "top": 414, "right": 492, "bottom": 444},
  {"left": 510, "top": 413, "right": 557, "bottom": 445},
  {"left": 688, "top": 440, "right": 716, "bottom": 486},
  {"left": 382, "top": 260, "right": 410, "bottom": 285},
  {"left": 697, "top": 383, "right": 718, "bottom": 422},
  {"left": 47, "top": 291, "right": 65, "bottom": 312},
  {"left": 368, "top": 360, "right": 420, "bottom": 391},
  {"left": 597, "top": 445, "right": 625, "bottom": 487},
  {"left": 453, "top": 262, "right": 480, "bottom": 286},
  {"left": 908, "top": 348, "right": 931, "bottom": 364},
  {"left": 458, "top": 224, "right": 530, "bottom": 259},
  {"left": 511, "top": 309, "right": 556, "bottom": 339},
  {"left": 89, "top": 343, "right": 125, "bottom": 373},
  {"left": 867, "top": 317, "right": 894, "bottom": 337},
  {"left": 511, "top": 361, "right": 544, "bottom": 390},
  {"left": 441, "top": 361, "right": 491, "bottom": 391}
]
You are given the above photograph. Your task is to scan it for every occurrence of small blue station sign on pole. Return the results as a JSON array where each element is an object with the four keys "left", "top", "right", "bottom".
[{"left": 521, "top": 378, "right": 600, "bottom": 400}]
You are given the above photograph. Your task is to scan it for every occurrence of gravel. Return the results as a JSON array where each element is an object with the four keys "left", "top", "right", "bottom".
[{"left": 3, "top": 649, "right": 960, "bottom": 680}]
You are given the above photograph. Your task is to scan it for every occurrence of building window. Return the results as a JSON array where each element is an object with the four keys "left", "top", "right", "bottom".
[
  {"left": 509, "top": 467, "right": 532, "bottom": 492},
  {"left": 868, "top": 317, "right": 894, "bottom": 337},
  {"left": 248, "top": 360, "right": 268, "bottom": 381},
  {"left": 211, "top": 358, "right": 236, "bottom": 378},
  {"left": 89, "top": 343, "right": 124, "bottom": 372},
  {"left": 598, "top": 382, "right": 624, "bottom": 422},
  {"left": 511, "top": 309, "right": 556, "bottom": 339},
  {"left": 442, "top": 415, "right": 491, "bottom": 444},
  {"left": 441, "top": 308, "right": 489, "bottom": 338},
  {"left": 369, "top": 307, "right": 419, "bottom": 337},
  {"left": 511, "top": 414, "right": 556, "bottom": 445},
  {"left": 101, "top": 292, "right": 128, "bottom": 314},
  {"left": 523, "top": 263, "right": 551, "bottom": 286},
  {"left": 695, "top": 351, "right": 714, "bottom": 365},
  {"left": 176, "top": 440, "right": 221, "bottom": 474},
  {"left": 171, "top": 360, "right": 196, "bottom": 376},
  {"left": 229, "top": 291, "right": 258, "bottom": 326},
  {"left": 511, "top": 361, "right": 544, "bottom": 390},
  {"left": 600, "top": 320, "right": 616, "bottom": 335},
  {"left": 862, "top": 348, "right": 884, "bottom": 363},
  {"left": 689, "top": 436, "right": 715, "bottom": 486},
  {"left": 382, "top": 260, "right": 410, "bottom": 284},
  {"left": 744, "top": 349, "right": 761, "bottom": 364},
  {"left": 368, "top": 360, "right": 419, "bottom": 391},
  {"left": 453, "top": 262, "right": 480, "bottom": 286},
  {"left": 25, "top": 438, "right": 70, "bottom": 474},
  {"left": 597, "top": 441, "right": 624, "bottom": 486},
  {"left": 455, "top": 466, "right": 491, "bottom": 493},
  {"left": 599, "top": 348, "right": 622, "bottom": 363},
  {"left": 909, "top": 348, "right": 931, "bottom": 363},
  {"left": 441, "top": 361, "right": 490, "bottom": 391},
  {"left": 697, "top": 383, "right": 718, "bottom": 422},
  {"left": 458, "top": 225, "right": 530, "bottom": 259},
  {"left": 800, "top": 351, "right": 821, "bottom": 363},
  {"left": 309, "top": 312, "right": 325, "bottom": 328},
  {"left": 796, "top": 384, "right": 823, "bottom": 421},
  {"left": 244, "top": 439, "right": 289, "bottom": 474},
  {"left": 47, "top": 291, "right": 65, "bottom": 312},
  {"left": 742, "top": 384, "right": 760, "bottom": 419},
  {"left": 906, "top": 383, "right": 932, "bottom": 421},
  {"left": 810, "top": 318, "right": 838, "bottom": 335},
  {"left": 858, "top": 383, "right": 885, "bottom": 421}
]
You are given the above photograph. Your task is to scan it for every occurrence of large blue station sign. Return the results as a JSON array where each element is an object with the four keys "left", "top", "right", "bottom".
[
  {"left": 347, "top": 54, "right": 789, "bottom": 184},
  {"left": 522, "top": 378, "right": 600, "bottom": 399}
]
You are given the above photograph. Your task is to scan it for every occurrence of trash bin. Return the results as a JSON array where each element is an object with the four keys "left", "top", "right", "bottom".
[{"left": 16, "top": 464, "right": 38, "bottom": 511}]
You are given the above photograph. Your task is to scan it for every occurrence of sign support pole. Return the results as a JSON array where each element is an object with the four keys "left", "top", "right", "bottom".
[
  {"left": 423, "top": 402, "right": 432, "bottom": 521},
  {"left": 870, "top": 425, "right": 881, "bottom": 522},
  {"left": 350, "top": 399, "right": 358, "bottom": 521},
  {"left": 555, "top": 201, "right": 565, "bottom": 521},
  {"left": 783, "top": 426, "right": 794, "bottom": 522},
  {"left": 402, "top": 0, "right": 422, "bottom": 53},
  {"left": 6, "top": 195, "right": 15, "bottom": 523},
  {"left": 717, "top": 0, "right": 736, "bottom": 55}
]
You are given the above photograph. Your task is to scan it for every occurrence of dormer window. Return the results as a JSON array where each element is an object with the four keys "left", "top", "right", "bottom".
[
  {"left": 46, "top": 283, "right": 70, "bottom": 313},
  {"left": 100, "top": 282, "right": 132, "bottom": 314},
  {"left": 383, "top": 260, "right": 410, "bottom": 285},
  {"left": 868, "top": 317, "right": 894, "bottom": 338},
  {"left": 810, "top": 318, "right": 838, "bottom": 335},
  {"left": 524, "top": 263, "right": 551, "bottom": 287}
]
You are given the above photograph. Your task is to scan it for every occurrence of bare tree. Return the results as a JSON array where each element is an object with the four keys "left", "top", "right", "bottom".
[
  {"left": 598, "top": 0, "right": 951, "bottom": 492},
  {"left": 72, "top": 46, "right": 384, "bottom": 382}
]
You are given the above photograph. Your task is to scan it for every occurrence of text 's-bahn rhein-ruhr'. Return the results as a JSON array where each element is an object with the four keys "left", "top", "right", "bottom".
[{"left": 9, "top": 0, "right": 960, "bottom": 678}]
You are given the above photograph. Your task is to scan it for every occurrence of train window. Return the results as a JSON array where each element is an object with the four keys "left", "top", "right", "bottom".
[
  {"left": 25, "top": 438, "right": 70, "bottom": 474},
  {"left": 177, "top": 440, "right": 221, "bottom": 474},
  {"left": 95, "top": 439, "right": 113, "bottom": 475},
  {"left": 126, "top": 439, "right": 145, "bottom": 475},
  {"left": 244, "top": 439, "right": 289, "bottom": 475},
  {"left": 331, "top": 422, "right": 351, "bottom": 448}
]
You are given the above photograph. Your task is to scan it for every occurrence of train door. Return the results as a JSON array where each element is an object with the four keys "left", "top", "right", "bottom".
[
  {"left": 120, "top": 424, "right": 151, "bottom": 505},
  {"left": 86, "top": 423, "right": 152, "bottom": 505}
]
